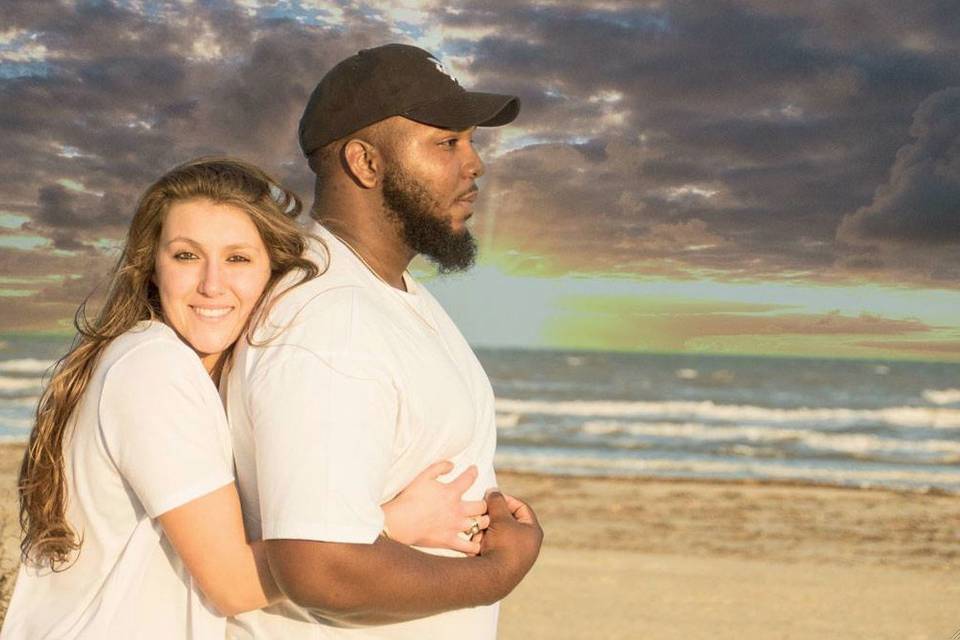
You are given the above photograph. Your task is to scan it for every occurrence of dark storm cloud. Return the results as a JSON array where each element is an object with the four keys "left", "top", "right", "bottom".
[
  {"left": 838, "top": 87, "right": 960, "bottom": 245},
  {"left": 2, "top": 0, "right": 960, "bottom": 332},
  {"left": 450, "top": 0, "right": 960, "bottom": 282},
  {"left": 34, "top": 184, "right": 127, "bottom": 230},
  {"left": 0, "top": 0, "right": 395, "bottom": 267}
]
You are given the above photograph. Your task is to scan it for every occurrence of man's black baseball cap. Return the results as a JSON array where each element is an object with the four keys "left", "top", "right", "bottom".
[{"left": 298, "top": 44, "right": 520, "bottom": 156}]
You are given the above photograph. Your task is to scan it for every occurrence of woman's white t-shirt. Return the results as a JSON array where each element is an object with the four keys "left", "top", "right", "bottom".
[{"left": 1, "top": 321, "right": 235, "bottom": 639}]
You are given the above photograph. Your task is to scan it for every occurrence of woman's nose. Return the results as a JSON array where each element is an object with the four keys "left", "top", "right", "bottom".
[{"left": 198, "top": 261, "right": 224, "bottom": 296}]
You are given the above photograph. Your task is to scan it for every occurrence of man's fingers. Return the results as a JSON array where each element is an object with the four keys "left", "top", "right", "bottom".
[
  {"left": 503, "top": 494, "right": 539, "bottom": 526},
  {"left": 459, "top": 499, "right": 487, "bottom": 517},
  {"left": 447, "top": 465, "right": 478, "bottom": 493},
  {"left": 484, "top": 491, "right": 511, "bottom": 519},
  {"left": 502, "top": 493, "right": 524, "bottom": 514}
]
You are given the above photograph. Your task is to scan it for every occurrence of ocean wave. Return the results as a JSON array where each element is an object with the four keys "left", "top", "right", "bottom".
[
  {"left": 579, "top": 420, "right": 960, "bottom": 460},
  {"left": 495, "top": 398, "right": 960, "bottom": 429},
  {"left": 0, "top": 358, "right": 55, "bottom": 375},
  {"left": 0, "top": 417, "right": 33, "bottom": 431},
  {"left": 495, "top": 413, "right": 521, "bottom": 428},
  {"left": 923, "top": 388, "right": 960, "bottom": 406},
  {"left": 493, "top": 449, "right": 960, "bottom": 490},
  {"left": 0, "top": 376, "right": 43, "bottom": 396},
  {"left": 0, "top": 396, "right": 40, "bottom": 407}
]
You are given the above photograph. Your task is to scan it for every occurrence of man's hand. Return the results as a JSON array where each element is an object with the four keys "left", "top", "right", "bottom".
[
  {"left": 265, "top": 490, "right": 542, "bottom": 625},
  {"left": 479, "top": 491, "right": 543, "bottom": 591}
]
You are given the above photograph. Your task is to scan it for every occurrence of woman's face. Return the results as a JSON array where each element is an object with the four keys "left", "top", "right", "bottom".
[{"left": 154, "top": 198, "right": 272, "bottom": 372}]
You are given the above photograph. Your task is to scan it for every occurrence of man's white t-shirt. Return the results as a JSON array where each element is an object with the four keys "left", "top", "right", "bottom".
[
  {"left": 1, "top": 321, "right": 234, "bottom": 640},
  {"left": 225, "top": 222, "right": 500, "bottom": 639}
]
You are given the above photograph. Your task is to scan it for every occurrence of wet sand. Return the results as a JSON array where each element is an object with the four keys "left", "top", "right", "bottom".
[
  {"left": 496, "top": 471, "right": 960, "bottom": 639},
  {"left": 0, "top": 443, "right": 957, "bottom": 638}
]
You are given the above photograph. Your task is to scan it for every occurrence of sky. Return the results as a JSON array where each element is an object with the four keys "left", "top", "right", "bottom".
[{"left": 1, "top": 0, "right": 958, "bottom": 361}]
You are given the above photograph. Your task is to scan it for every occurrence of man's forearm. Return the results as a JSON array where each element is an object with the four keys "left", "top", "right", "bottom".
[{"left": 266, "top": 536, "right": 511, "bottom": 625}]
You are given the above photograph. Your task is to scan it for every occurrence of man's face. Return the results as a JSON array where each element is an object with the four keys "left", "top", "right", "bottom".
[{"left": 380, "top": 118, "right": 485, "bottom": 272}]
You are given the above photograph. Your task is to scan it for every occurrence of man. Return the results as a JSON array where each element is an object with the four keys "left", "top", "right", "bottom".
[{"left": 225, "top": 44, "right": 542, "bottom": 638}]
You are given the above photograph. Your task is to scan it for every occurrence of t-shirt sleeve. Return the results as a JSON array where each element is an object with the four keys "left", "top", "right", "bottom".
[
  {"left": 247, "top": 345, "right": 398, "bottom": 543},
  {"left": 98, "top": 339, "right": 234, "bottom": 518}
]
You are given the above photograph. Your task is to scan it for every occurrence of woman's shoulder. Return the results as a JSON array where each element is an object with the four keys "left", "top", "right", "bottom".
[{"left": 99, "top": 321, "right": 204, "bottom": 380}]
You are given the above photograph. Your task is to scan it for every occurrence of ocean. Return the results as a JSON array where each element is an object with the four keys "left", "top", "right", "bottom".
[{"left": 2, "top": 333, "right": 959, "bottom": 492}]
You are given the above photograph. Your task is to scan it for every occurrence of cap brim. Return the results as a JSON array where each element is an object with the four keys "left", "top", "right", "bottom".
[{"left": 403, "top": 91, "right": 520, "bottom": 130}]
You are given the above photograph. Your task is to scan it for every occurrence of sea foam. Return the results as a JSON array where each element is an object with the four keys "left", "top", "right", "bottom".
[
  {"left": 923, "top": 388, "right": 960, "bottom": 406},
  {"left": 578, "top": 420, "right": 960, "bottom": 459},
  {"left": 495, "top": 398, "right": 960, "bottom": 429},
  {"left": 493, "top": 449, "right": 960, "bottom": 491},
  {"left": 0, "top": 358, "right": 55, "bottom": 375},
  {"left": 0, "top": 376, "right": 43, "bottom": 396}
]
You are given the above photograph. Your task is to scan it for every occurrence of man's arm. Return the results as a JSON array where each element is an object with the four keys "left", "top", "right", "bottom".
[{"left": 266, "top": 492, "right": 542, "bottom": 625}]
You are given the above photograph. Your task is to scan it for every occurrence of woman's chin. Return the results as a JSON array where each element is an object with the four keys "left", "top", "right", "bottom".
[{"left": 186, "top": 335, "right": 236, "bottom": 368}]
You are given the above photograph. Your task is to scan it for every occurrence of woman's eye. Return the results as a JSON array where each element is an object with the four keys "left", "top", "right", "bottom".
[
  {"left": 440, "top": 138, "right": 457, "bottom": 148},
  {"left": 227, "top": 255, "right": 251, "bottom": 263},
  {"left": 173, "top": 251, "right": 197, "bottom": 261}
]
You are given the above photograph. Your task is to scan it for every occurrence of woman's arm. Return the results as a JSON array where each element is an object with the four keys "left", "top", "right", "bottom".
[
  {"left": 158, "top": 459, "right": 491, "bottom": 617},
  {"left": 158, "top": 483, "right": 281, "bottom": 616},
  {"left": 381, "top": 461, "right": 490, "bottom": 555}
]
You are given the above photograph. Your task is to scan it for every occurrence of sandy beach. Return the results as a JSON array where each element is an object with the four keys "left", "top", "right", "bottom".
[
  {"left": 495, "top": 471, "right": 960, "bottom": 639},
  {"left": 0, "top": 442, "right": 956, "bottom": 638}
]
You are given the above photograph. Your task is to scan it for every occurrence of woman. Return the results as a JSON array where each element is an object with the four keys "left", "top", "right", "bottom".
[{"left": 2, "top": 158, "right": 488, "bottom": 638}]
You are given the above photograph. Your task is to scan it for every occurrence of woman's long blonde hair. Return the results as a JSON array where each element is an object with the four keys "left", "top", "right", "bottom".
[{"left": 19, "top": 157, "right": 319, "bottom": 570}]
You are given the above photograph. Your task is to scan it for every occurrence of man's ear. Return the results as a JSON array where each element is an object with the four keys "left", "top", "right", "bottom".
[{"left": 342, "top": 138, "right": 383, "bottom": 189}]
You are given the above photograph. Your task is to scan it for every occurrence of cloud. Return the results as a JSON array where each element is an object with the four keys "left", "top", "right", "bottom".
[
  {"left": 834, "top": 86, "right": 960, "bottom": 283},
  {"left": 668, "top": 311, "right": 931, "bottom": 337},
  {"left": 2, "top": 0, "right": 960, "bottom": 336},
  {"left": 545, "top": 298, "right": 934, "bottom": 352},
  {"left": 837, "top": 86, "right": 960, "bottom": 243},
  {"left": 855, "top": 340, "right": 960, "bottom": 355},
  {"left": 454, "top": 0, "right": 960, "bottom": 283},
  {"left": 0, "top": 299, "right": 77, "bottom": 332}
]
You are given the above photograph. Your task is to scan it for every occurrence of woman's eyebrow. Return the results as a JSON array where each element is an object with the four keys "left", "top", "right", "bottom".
[
  {"left": 162, "top": 236, "right": 200, "bottom": 247},
  {"left": 162, "top": 238, "right": 261, "bottom": 252}
]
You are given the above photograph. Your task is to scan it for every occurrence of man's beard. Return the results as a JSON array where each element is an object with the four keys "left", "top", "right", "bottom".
[{"left": 382, "top": 165, "right": 477, "bottom": 273}]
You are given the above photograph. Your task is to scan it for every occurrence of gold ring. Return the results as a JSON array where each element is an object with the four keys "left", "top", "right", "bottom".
[{"left": 466, "top": 518, "right": 481, "bottom": 538}]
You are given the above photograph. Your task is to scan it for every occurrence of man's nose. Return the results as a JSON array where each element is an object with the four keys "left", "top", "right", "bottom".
[{"left": 465, "top": 145, "right": 485, "bottom": 179}]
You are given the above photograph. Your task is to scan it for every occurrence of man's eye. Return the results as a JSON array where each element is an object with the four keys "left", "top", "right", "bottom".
[{"left": 440, "top": 138, "right": 457, "bottom": 148}]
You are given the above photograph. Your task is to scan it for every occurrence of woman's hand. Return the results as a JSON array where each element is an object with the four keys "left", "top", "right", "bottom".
[{"left": 381, "top": 461, "right": 489, "bottom": 555}]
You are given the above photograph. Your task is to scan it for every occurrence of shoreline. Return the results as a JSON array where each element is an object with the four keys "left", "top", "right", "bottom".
[
  {"left": 498, "top": 466, "right": 960, "bottom": 496},
  {"left": 2, "top": 438, "right": 956, "bottom": 497},
  {"left": 2, "top": 444, "right": 959, "bottom": 637}
]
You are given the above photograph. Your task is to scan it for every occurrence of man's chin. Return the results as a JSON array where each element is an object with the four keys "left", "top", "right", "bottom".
[{"left": 421, "top": 229, "right": 477, "bottom": 273}]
